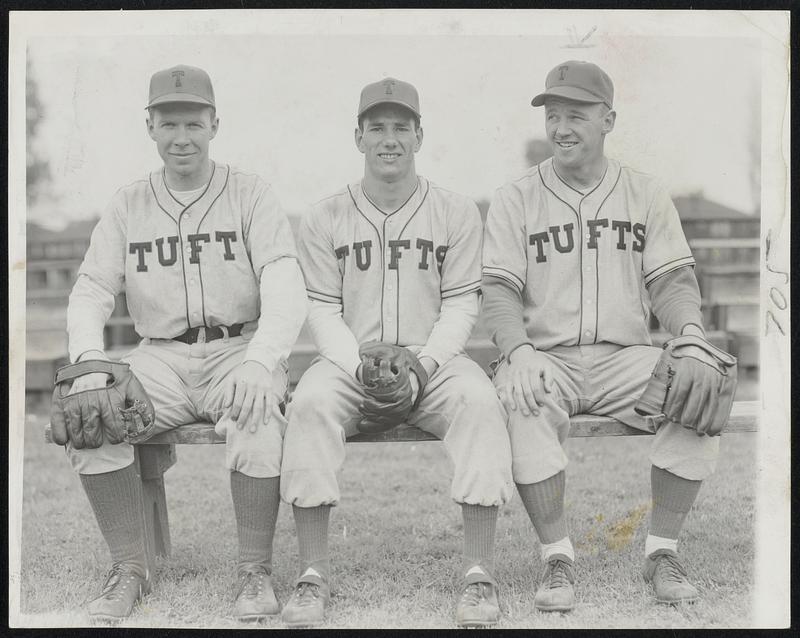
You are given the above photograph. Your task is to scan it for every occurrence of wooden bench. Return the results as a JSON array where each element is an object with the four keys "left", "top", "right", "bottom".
[{"left": 44, "top": 401, "right": 759, "bottom": 577}]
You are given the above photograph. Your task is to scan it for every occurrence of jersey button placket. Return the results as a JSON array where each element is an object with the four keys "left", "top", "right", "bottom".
[
  {"left": 383, "top": 259, "right": 397, "bottom": 343},
  {"left": 580, "top": 243, "right": 595, "bottom": 343},
  {"left": 181, "top": 225, "right": 201, "bottom": 327}
]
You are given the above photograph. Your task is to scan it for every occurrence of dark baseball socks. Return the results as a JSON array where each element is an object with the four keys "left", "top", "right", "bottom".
[
  {"left": 517, "top": 471, "right": 575, "bottom": 561},
  {"left": 293, "top": 504, "right": 331, "bottom": 586},
  {"left": 230, "top": 472, "right": 281, "bottom": 573},
  {"left": 79, "top": 463, "right": 148, "bottom": 578},
  {"left": 646, "top": 465, "right": 702, "bottom": 556},
  {"left": 517, "top": 467, "right": 702, "bottom": 559},
  {"left": 461, "top": 504, "right": 499, "bottom": 584}
]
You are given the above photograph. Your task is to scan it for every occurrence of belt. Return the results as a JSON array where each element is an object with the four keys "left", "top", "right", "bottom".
[{"left": 172, "top": 323, "right": 244, "bottom": 345}]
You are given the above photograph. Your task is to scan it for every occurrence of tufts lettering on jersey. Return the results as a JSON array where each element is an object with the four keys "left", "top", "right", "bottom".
[
  {"left": 528, "top": 219, "right": 645, "bottom": 263},
  {"left": 335, "top": 238, "right": 448, "bottom": 274},
  {"left": 129, "top": 230, "right": 239, "bottom": 272}
]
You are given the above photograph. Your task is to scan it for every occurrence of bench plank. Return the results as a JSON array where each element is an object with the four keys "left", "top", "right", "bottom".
[
  {"left": 44, "top": 400, "right": 757, "bottom": 445},
  {"left": 43, "top": 401, "right": 760, "bottom": 445},
  {"left": 140, "top": 400, "right": 762, "bottom": 443}
]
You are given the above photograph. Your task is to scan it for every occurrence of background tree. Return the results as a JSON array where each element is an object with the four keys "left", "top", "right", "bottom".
[
  {"left": 476, "top": 138, "right": 553, "bottom": 223},
  {"left": 27, "top": 54, "right": 51, "bottom": 206}
]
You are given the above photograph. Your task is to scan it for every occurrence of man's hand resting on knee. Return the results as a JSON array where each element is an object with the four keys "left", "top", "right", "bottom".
[
  {"left": 221, "top": 360, "right": 274, "bottom": 434},
  {"left": 497, "top": 345, "right": 554, "bottom": 417}
]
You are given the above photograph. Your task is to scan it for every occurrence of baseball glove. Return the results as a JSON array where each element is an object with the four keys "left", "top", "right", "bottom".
[
  {"left": 635, "top": 335, "right": 737, "bottom": 436},
  {"left": 357, "top": 341, "right": 429, "bottom": 434},
  {"left": 50, "top": 360, "right": 156, "bottom": 449}
]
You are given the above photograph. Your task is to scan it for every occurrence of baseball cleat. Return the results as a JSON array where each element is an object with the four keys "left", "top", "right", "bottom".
[
  {"left": 234, "top": 564, "right": 280, "bottom": 620},
  {"left": 534, "top": 554, "right": 576, "bottom": 612},
  {"left": 281, "top": 580, "right": 330, "bottom": 628},
  {"left": 643, "top": 549, "right": 700, "bottom": 604},
  {"left": 456, "top": 581, "right": 501, "bottom": 628},
  {"left": 86, "top": 563, "right": 151, "bottom": 623}
]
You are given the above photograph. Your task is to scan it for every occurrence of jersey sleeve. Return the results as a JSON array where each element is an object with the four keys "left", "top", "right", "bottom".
[
  {"left": 439, "top": 196, "right": 482, "bottom": 299},
  {"left": 648, "top": 265, "right": 704, "bottom": 337},
  {"left": 243, "top": 257, "right": 308, "bottom": 373},
  {"left": 296, "top": 205, "right": 343, "bottom": 304},
  {"left": 244, "top": 179, "right": 298, "bottom": 278},
  {"left": 482, "top": 185, "right": 528, "bottom": 293},
  {"left": 480, "top": 275, "right": 532, "bottom": 358},
  {"left": 419, "top": 292, "right": 479, "bottom": 365},
  {"left": 67, "top": 274, "right": 116, "bottom": 363},
  {"left": 76, "top": 194, "right": 128, "bottom": 296},
  {"left": 642, "top": 182, "right": 695, "bottom": 287}
]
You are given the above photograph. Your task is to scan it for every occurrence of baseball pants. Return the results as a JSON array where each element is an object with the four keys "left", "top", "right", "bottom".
[
  {"left": 280, "top": 354, "right": 514, "bottom": 508},
  {"left": 493, "top": 343, "right": 720, "bottom": 484},
  {"left": 66, "top": 329, "right": 287, "bottom": 479}
]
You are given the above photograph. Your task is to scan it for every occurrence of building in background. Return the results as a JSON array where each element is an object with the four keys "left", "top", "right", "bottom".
[
  {"left": 26, "top": 219, "right": 136, "bottom": 392},
  {"left": 669, "top": 194, "right": 759, "bottom": 374},
  {"left": 25, "top": 194, "right": 759, "bottom": 395}
]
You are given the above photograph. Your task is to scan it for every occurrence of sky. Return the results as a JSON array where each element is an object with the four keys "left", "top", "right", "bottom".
[{"left": 20, "top": 11, "right": 763, "bottom": 228}]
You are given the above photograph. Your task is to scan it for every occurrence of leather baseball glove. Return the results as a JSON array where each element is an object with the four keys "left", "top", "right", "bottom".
[
  {"left": 635, "top": 335, "right": 737, "bottom": 436},
  {"left": 50, "top": 360, "right": 156, "bottom": 449},
  {"left": 357, "top": 342, "right": 429, "bottom": 434}
]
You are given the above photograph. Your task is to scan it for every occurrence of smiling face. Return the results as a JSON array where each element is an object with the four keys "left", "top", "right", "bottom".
[
  {"left": 147, "top": 103, "right": 218, "bottom": 188},
  {"left": 544, "top": 98, "right": 615, "bottom": 174},
  {"left": 355, "top": 104, "right": 423, "bottom": 184}
]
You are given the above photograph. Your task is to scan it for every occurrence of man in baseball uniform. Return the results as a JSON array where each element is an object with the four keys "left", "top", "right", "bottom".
[
  {"left": 482, "top": 61, "right": 722, "bottom": 610},
  {"left": 60, "top": 64, "right": 307, "bottom": 621},
  {"left": 279, "top": 78, "right": 514, "bottom": 628}
]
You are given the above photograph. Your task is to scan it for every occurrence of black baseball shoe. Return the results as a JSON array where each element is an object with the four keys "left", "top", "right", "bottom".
[
  {"left": 86, "top": 562, "right": 151, "bottom": 623},
  {"left": 234, "top": 564, "right": 280, "bottom": 620},
  {"left": 534, "top": 554, "right": 576, "bottom": 612},
  {"left": 643, "top": 549, "right": 700, "bottom": 604}
]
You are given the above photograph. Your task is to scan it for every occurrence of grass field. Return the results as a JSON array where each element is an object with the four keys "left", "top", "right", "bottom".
[{"left": 17, "top": 403, "right": 757, "bottom": 629}]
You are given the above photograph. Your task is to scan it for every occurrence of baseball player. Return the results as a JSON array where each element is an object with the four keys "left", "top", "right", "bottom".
[
  {"left": 482, "top": 61, "right": 730, "bottom": 610},
  {"left": 278, "top": 78, "right": 514, "bottom": 628},
  {"left": 58, "top": 64, "right": 307, "bottom": 622}
]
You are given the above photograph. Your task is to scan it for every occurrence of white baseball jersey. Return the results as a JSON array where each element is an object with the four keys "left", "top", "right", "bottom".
[
  {"left": 297, "top": 176, "right": 482, "bottom": 346},
  {"left": 77, "top": 162, "right": 296, "bottom": 339},
  {"left": 483, "top": 157, "right": 694, "bottom": 350}
]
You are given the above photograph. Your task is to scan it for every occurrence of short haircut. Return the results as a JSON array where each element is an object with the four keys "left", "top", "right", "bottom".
[{"left": 358, "top": 105, "right": 420, "bottom": 131}]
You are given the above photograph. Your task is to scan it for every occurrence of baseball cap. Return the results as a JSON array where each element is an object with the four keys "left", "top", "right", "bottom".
[
  {"left": 531, "top": 61, "right": 613, "bottom": 109},
  {"left": 146, "top": 64, "right": 215, "bottom": 109},
  {"left": 358, "top": 77, "right": 421, "bottom": 118}
]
